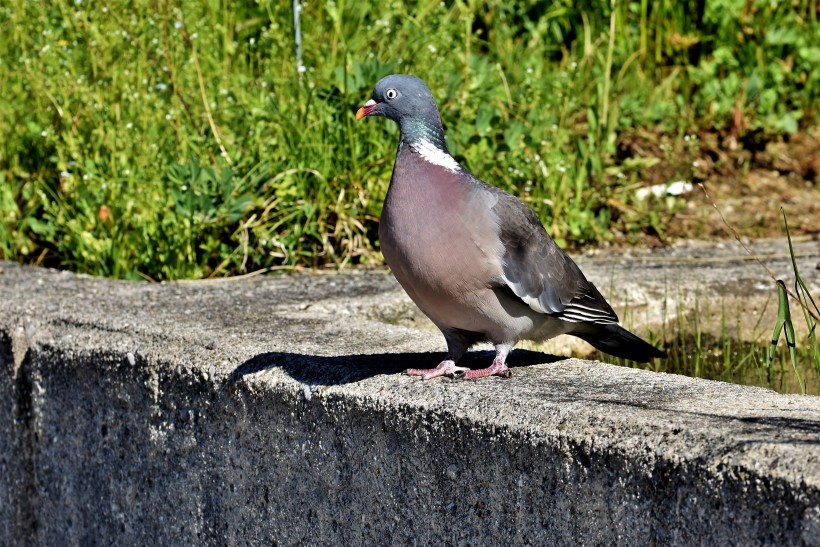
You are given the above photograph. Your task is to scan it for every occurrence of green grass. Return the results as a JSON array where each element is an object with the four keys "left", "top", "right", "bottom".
[
  {"left": 1, "top": 0, "right": 818, "bottom": 279},
  {"left": 597, "top": 293, "right": 819, "bottom": 396},
  {"left": 594, "top": 219, "right": 820, "bottom": 395}
]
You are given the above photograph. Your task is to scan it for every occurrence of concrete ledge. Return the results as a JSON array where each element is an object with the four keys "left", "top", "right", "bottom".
[{"left": 1, "top": 243, "right": 819, "bottom": 545}]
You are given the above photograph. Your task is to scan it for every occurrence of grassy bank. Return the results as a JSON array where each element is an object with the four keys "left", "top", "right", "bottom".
[{"left": 1, "top": 0, "right": 818, "bottom": 280}]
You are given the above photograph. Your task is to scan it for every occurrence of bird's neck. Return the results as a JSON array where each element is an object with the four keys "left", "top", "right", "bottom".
[
  {"left": 400, "top": 117, "right": 448, "bottom": 152},
  {"left": 399, "top": 117, "right": 462, "bottom": 173}
]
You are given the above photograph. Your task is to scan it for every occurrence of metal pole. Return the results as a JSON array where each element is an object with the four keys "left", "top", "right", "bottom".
[{"left": 293, "top": 0, "right": 306, "bottom": 74}]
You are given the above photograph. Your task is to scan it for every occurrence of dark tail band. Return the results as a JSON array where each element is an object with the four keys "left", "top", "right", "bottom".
[{"left": 573, "top": 323, "right": 666, "bottom": 363}]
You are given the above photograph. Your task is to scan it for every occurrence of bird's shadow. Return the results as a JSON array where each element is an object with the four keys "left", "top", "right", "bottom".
[
  {"left": 227, "top": 351, "right": 820, "bottom": 446},
  {"left": 229, "top": 349, "right": 562, "bottom": 386}
]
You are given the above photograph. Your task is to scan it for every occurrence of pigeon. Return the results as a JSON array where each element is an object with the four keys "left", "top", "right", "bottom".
[{"left": 356, "top": 74, "right": 665, "bottom": 379}]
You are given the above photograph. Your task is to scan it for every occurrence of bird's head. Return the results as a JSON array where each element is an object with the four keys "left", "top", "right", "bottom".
[
  {"left": 356, "top": 74, "right": 447, "bottom": 148},
  {"left": 356, "top": 74, "right": 440, "bottom": 124}
]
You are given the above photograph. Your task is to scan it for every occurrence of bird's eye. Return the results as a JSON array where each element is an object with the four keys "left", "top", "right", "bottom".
[{"left": 385, "top": 88, "right": 398, "bottom": 100}]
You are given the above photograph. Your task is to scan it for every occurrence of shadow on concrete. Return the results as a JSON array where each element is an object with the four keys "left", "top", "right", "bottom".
[
  {"left": 578, "top": 396, "right": 820, "bottom": 446},
  {"left": 229, "top": 349, "right": 562, "bottom": 386},
  {"left": 229, "top": 351, "right": 820, "bottom": 446}
]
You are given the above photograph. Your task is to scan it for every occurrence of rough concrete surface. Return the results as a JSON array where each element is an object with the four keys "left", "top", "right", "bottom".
[{"left": 0, "top": 238, "right": 819, "bottom": 545}]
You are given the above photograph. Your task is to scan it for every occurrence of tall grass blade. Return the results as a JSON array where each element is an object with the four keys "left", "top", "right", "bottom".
[
  {"left": 783, "top": 210, "right": 820, "bottom": 375},
  {"left": 769, "top": 280, "right": 804, "bottom": 394}
]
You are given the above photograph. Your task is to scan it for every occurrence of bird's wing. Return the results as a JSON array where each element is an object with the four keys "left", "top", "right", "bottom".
[{"left": 488, "top": 187, "right": 620, "bottom": 325}]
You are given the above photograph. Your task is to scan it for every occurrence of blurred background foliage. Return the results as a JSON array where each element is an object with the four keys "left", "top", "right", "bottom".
[{"left": 0, "top": 0, "right": 817, "bottom": 279}]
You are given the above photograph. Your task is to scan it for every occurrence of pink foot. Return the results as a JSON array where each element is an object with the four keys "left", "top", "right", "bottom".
[
  {"left": 458, "top": 359, "right": 511, "bottom": 379},
  {"left": 406, "top": 360, "right": 468, "bottom": 380}
]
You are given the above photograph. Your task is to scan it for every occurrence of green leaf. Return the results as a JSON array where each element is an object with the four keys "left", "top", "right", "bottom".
[{"left": 771, "top": 112, "right": 800, "bottom": 134}]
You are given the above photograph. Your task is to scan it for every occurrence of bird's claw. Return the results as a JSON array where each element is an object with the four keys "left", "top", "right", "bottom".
[
  {"left": 459, "top": 361, "right": 511, "bottom": 380},
  {"left": 406, "top": 360, "right": 468, "bottom": 380},
  {"left": 406, "top": 360, "right": 511, "bottom": 380}
]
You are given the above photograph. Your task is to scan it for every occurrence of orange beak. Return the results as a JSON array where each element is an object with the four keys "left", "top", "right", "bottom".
[{"left": 356, "top": 99, "right": 378, "bottom": 120}]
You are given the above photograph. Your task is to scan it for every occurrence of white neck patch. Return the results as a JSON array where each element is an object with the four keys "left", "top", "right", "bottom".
[{"left": 409, "top": 139, "right": 461, "bottom": 173}]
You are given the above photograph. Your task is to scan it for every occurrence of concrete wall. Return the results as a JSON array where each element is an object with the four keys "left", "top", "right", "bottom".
[{"left": 1, "top": 242, "right": 819, "bottom": 545}]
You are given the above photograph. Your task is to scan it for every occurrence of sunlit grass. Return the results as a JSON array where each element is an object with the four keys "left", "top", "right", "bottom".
[
  {"left": 595, "top": 228, "right": 819, "bottom": 396},
  {"left": 598, "top": 296, "right": 819, "bottom": 396},
  {"left": 1, "top": 1, "right": 818, "bottom": 279}
]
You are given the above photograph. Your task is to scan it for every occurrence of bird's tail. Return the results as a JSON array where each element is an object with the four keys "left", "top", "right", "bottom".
[{"left": 572, "top": 323, "right": 666, "bottom": 363}]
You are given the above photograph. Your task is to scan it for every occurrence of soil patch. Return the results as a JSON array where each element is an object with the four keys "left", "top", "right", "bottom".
[{"left": 619, "top": 126, "right": 819, "bottom": 245}]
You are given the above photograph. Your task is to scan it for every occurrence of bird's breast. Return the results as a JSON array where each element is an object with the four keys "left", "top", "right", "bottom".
[{"left": 378, "top": 151, "right": 506, "bottom": 331}]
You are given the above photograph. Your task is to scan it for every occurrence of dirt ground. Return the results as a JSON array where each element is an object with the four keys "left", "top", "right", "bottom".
[{"left": 619, "top": 126, "right": 820, "bottom": 245}]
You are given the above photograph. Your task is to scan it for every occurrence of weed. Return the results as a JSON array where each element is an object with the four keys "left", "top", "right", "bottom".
[
  {"left": 597, "top": 291, "right": 818, "bottom": 396},
  {"left": 0, "top": 1, "right": 817, "bottom": 278},
  {"left": 595, "top": 209, "right": 819, "bottom": 395}
]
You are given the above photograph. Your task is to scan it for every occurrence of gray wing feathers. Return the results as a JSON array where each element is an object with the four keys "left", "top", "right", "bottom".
[
  {"left": 559, "top": 292, "right": 620, "bottom": 324},
  {"left": 491, "top": 190, "right": 619, "bottom": 325}
]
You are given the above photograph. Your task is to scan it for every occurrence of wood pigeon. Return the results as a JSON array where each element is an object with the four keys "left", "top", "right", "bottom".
[{"left": 357, "top": 74, "right": 666, "bottom": 379}]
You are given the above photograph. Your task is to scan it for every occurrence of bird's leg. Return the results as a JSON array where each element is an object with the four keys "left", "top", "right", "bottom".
[
  {"left": 458, "top": 343, "right": 512, "bottom": 380},
  {"left": 406, "top": 359, "right": 469, "bottom": 380}
]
